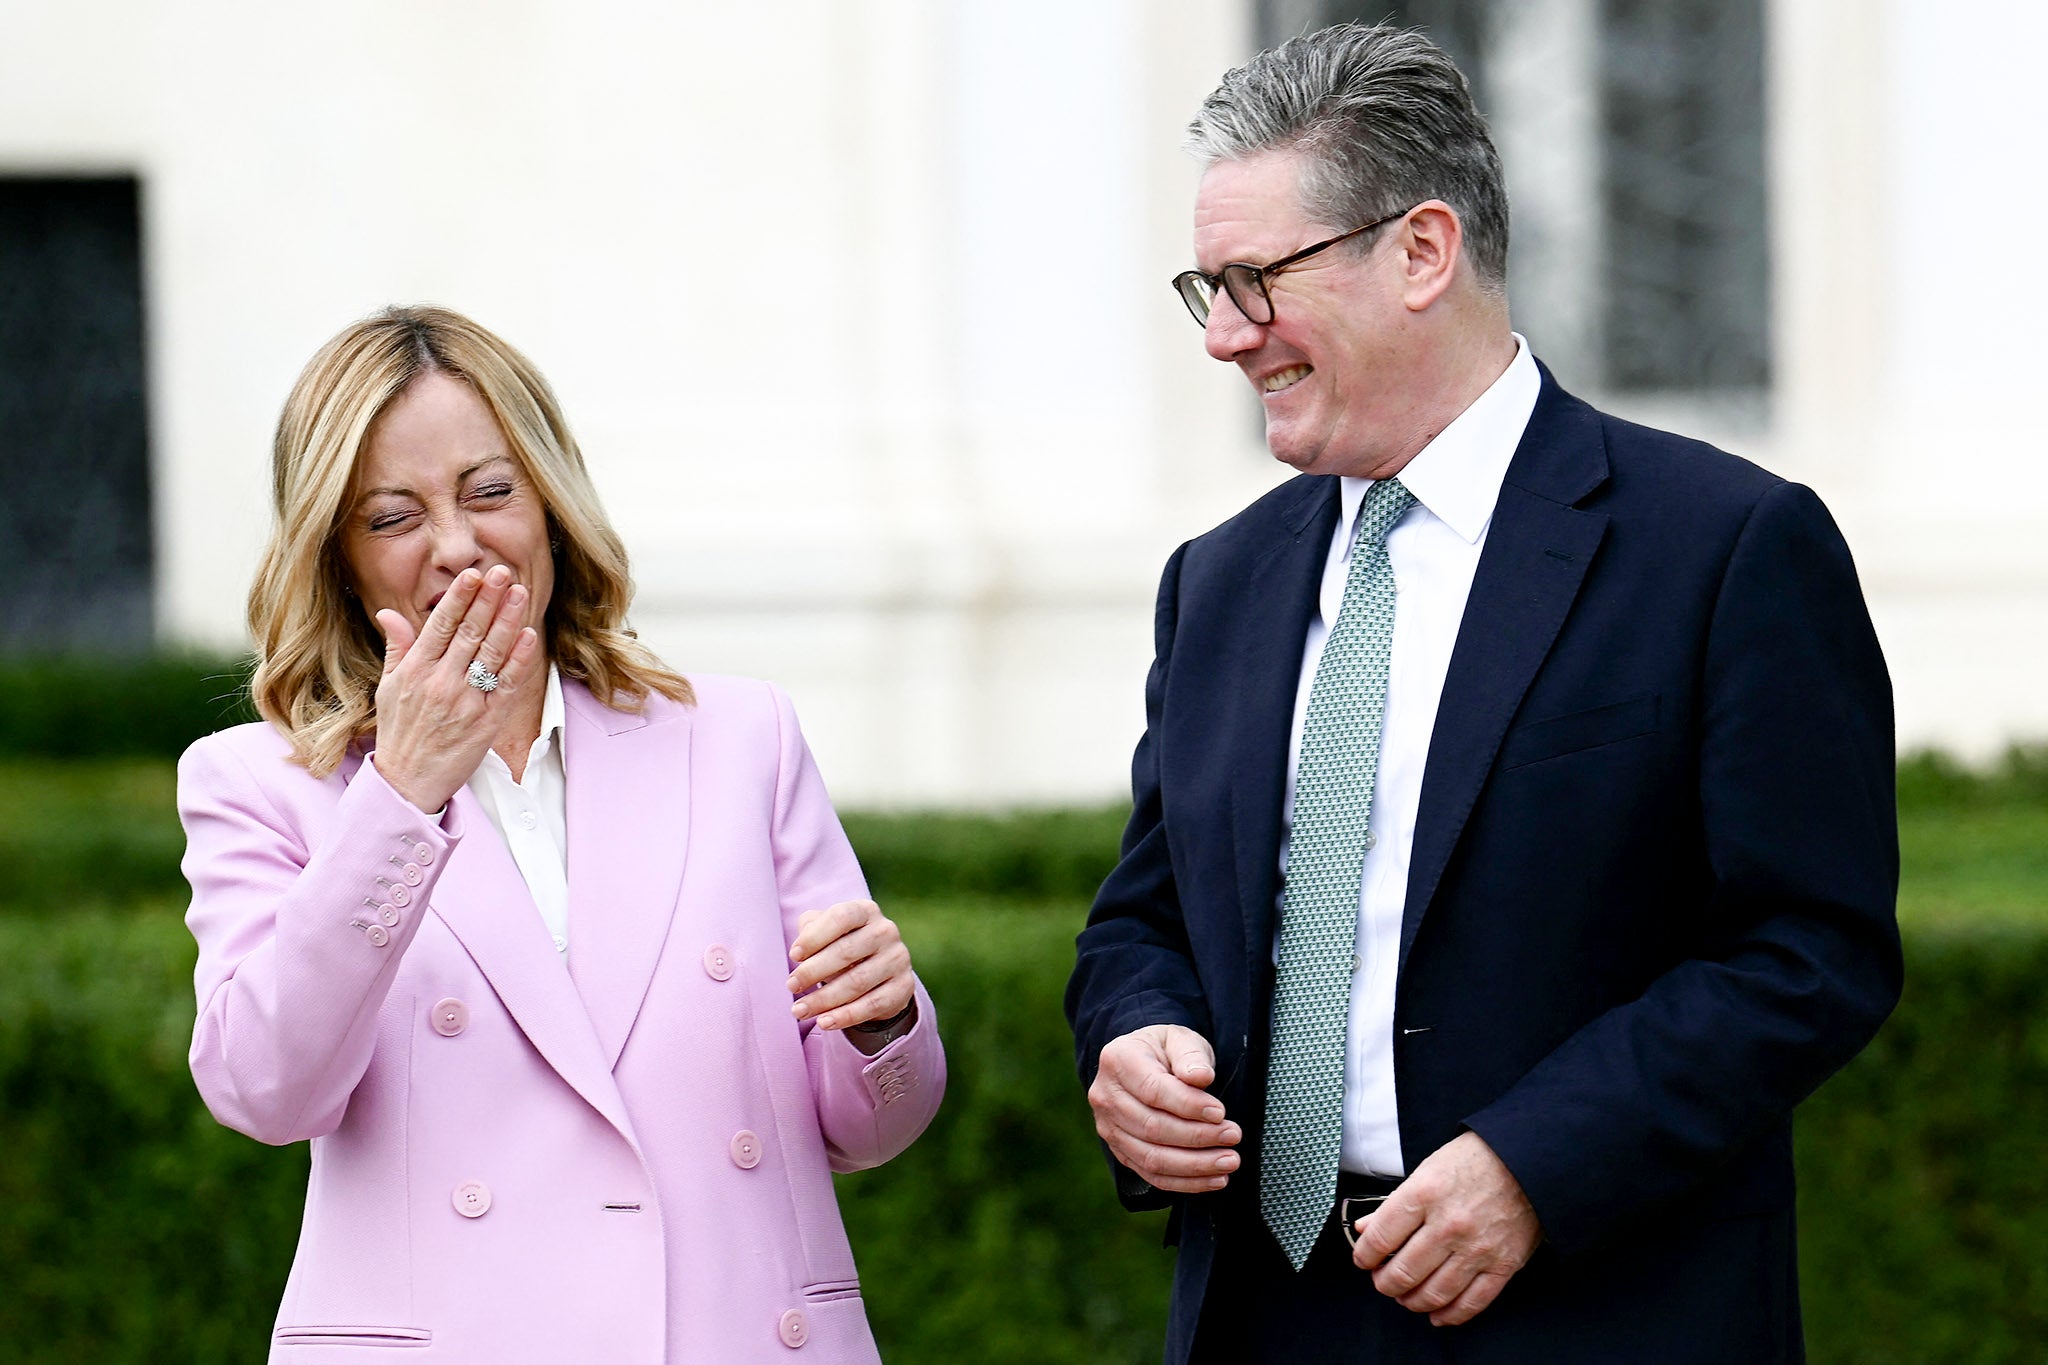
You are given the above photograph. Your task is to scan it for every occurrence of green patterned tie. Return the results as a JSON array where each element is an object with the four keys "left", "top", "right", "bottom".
[{"left": 1261, "top": 476, "right": 1415, "bottom": 1271}]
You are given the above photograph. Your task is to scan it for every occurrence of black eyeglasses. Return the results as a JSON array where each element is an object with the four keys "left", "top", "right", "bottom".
[{"left": 1172, "top": 205, "right": 1418, "bottom": 326}]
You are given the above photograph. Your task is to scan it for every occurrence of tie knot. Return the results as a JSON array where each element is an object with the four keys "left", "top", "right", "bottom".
[{"left": 1356, "top": 478, "right": 1416, "bottom": 548}]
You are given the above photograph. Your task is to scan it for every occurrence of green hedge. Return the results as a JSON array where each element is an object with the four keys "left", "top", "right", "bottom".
[
  {"left": 0, "top": 656, "right": 256, "bottom": 759},
  {"left": 3, "top": 903, "right": 2044, "bottom": 1365}
]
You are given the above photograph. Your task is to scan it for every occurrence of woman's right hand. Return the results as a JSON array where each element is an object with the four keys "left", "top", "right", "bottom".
[{"left": 367, "top": 565, "right": 542, "bottom": 813}]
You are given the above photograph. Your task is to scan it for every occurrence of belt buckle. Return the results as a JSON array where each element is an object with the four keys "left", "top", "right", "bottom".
[{"left": 1338, "top": 1194, "right": 1392, "bottom": 1249}]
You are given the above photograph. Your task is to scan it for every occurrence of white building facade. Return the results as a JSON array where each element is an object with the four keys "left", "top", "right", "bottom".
[{"left": 0, "top": 0, "right": 2038, "bottom": 803}]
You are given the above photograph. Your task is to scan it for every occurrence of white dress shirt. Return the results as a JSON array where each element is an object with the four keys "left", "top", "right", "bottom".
[
  {"left": 1277, "top": 335, "right": 1540, "bottom": 1176},
  {"left": 465, "top": 664, "right": 571, "bottom": 958}
]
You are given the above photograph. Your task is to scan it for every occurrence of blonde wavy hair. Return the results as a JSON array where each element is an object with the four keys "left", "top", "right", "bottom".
[{"left": 248, "top": 305, "right": 693, "bottom": 776}]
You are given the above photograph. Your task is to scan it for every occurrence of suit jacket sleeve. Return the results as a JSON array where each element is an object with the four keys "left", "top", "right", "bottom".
[
  {"left": 1463, "top": 481, "right": 1903, "bottom": 1253},
  {"left": 181, "top": 735, "right": 464, "bottom": 1145},
  {"left": 765, "top": 682, "right": 946, "bottom": 1173},
  {"left": 1065, "top": 543, "right": 1217, "bottom": 1209}
]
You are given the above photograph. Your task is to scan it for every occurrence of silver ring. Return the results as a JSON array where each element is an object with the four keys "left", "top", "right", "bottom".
[{"left": 466, "top": 660, "right": 501, "bottom": 693}]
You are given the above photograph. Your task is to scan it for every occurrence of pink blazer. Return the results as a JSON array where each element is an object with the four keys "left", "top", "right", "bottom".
[{"left": 180, "top": 674, "right": 944, "bottom": 1363}]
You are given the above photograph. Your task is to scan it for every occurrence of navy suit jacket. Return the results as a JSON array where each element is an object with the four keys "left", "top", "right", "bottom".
[{"left": 1066, "top": 368, "right": 1901, "bottom": 1364}]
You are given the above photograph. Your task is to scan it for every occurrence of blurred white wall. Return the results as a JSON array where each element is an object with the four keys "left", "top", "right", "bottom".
[{"left": 0, "top": 0, "right": 2038, "bottom": 802}]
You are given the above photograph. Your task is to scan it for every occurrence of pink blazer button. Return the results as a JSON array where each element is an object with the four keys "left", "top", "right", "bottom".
[
  {"left": 431, "top": 998, "right": 469, "bottom": 1037},
  {"left": 376, "top": 903, "right": 400, "bottom": 928},
  {"left": 412, "top": 841, "right": 435, "bottom": 865},
  {"left": 730, "top": 1130, "right": 762, "bottom": 1169},
  {"left": 703, "top": 945, "right": 735, "bottom": 981},
  {"left": 453, "top": 1181, "right": 491, "bottom": 1218},
  {"left": 388, "top": 883, "right": 411, "bottom": 909},
  {"left": 364, "top": 925, "right": 391, "bottom": 948},
  {"left": 777, "top": 1308, "right": 809, "bottom": 1348},
  {"left": 399, "top": 862, "right": 424, "bottom": 887}
]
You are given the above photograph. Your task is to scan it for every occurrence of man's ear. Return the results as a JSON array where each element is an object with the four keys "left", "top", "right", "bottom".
[{"left": 1397, "top": 201, "right": 1464, "bottom": 311}]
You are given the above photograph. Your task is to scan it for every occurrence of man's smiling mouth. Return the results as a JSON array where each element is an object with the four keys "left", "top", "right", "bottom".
[{"left": 1263, "top": 364, "right": 1312, "bottom": 393}]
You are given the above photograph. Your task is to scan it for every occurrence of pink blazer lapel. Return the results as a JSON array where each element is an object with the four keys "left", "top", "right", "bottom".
[
  {"left": 347, "top": 736, "right": 637, "bottom": 1144},
  {"left": 561, "top": 679, "right": 692, "bottom": 1071}
]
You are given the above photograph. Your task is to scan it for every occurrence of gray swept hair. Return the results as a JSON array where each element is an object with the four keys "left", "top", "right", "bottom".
[{"left": 1186, "top": 22, "right": 1509, "bottom": 293}]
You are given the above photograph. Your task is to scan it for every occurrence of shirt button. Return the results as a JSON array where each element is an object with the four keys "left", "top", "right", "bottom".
[
  {"left": 520, "top": 810, "right": 538, "bottom": 830},
  {"left": 552, "top": 935, "right": 568, "bottom": 953},
  {"left": 431, "top": 998, "right": 469, "bottom": 1037},
  {"left": 1364, "top": 829, "right": 1378, "bottom": 850},
  {"left": 452, "top": 1181, "right": 491, "bottom": 1218},
  {"left": 777, "top": 1308, "right": 809, "bottom": 1348},
  {"left": 703, "top": 946, "right": 734, "bottom": 981},
  {"left": 730, "top": 1130, "right": 762, "bottom": 1169},
  {"left": 364, "top": 925, "right": 390, "bottom": 948}
]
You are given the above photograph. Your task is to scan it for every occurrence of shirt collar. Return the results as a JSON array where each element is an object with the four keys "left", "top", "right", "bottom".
[
  {"left": 1338, "top": 333, "right": 1540, "bottom": 552},
  {"left": 537, "top": 663, "right": 565, "bottom": 751}
]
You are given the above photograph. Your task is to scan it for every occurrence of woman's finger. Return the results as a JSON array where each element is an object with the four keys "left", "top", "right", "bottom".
[
  {"left": 412, "top": 569, "right": 484, "bottom": 664},
  {"left": 440, "top": 567, "right": 513, "bottom": 678},
  {"left": 792, "top": 939, "right": 913, "bottom": 1021},
  {"left": 806, "top": 975, "right": 915, "bottom": 1032},
  {"left": 787, "top": 919, "right": 891, "bottom": 993},
  {"left": 471, "top": 584, "right": 529, "bottom": 674},
  {"left": 375, "top": 609, "right": 419, "bottom": 677},
  {"left": 788, "top": 900, "right": 876, "bottom": 964}
]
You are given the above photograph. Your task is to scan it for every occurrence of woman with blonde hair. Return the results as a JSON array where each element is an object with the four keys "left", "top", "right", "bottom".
[{"left": 179, "top": 305, "right": 943, "bottom": 1363}]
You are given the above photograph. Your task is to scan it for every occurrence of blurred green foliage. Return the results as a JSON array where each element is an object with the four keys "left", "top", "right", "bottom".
[
  {"left": 0, "top": 655, "right": 255, "bottom": 760},
  {"left": 0, "top": 717, "right": 2044, "bottom": 1362}
]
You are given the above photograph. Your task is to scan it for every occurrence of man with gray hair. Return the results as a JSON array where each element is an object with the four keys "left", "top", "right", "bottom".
[{"left": 1066, "top": 22, "right": 1899, "bottom": 1364}]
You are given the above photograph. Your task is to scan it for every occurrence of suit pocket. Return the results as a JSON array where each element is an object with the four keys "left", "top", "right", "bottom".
[
  {"left": 1498, "top": 693, "right": 1661, "bottom": 771},
  {"left": 272, "top": 1325, "right": 431, "bottom": 1347}
]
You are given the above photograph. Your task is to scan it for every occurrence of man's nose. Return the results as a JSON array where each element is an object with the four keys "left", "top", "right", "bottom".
[{"left": 1203, "top": 290, "right": 1264, "bottom": 361}]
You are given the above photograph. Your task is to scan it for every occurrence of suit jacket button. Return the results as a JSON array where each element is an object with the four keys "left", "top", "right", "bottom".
[
  {"left": 412, "top": 841, "right": 435, "bottom": 866},
  {"left": 399, "top": 862, "right": 424, "bottom": 887},
  {"left": 453, "top": 1181, "right": 491, "bottom": 1218},
  {"left": 364, "top": 925, "right": 390, "bottom": 948},
  {"left": 703, "top": 945, "right": 735, "bottom": 981},
  {"left": 388, "top": 883, "right": 411, "bottom": 908},
  {"left": 431, "top": 998, "right": 469, "bottom": 1036},
  {"left": 777, "top": 1308, "right": 809, "bottom": 1348},
  {"left": 376, "top": 903, "right": 400, "bottom": 927},
  {"left": 731, "top": 1130, "right": 762, "bottom": 1169}
]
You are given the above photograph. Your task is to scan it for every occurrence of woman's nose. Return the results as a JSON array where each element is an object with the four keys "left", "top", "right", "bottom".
[{"left": 427, "top": 513, "right": 484, "bottom": 574}]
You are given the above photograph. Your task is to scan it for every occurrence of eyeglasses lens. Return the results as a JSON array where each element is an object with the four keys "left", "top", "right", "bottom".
[
  {"left": 1220, "top": 265, "right": 1273, "bottom": 324},
  {"left": 1176, "top": 273, "right": 1217, "bottom": 324}
]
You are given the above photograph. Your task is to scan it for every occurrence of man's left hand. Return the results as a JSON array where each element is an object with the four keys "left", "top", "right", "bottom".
[{"left": 1350, "top": 1131, "right": 1541, "bottom": 1326}]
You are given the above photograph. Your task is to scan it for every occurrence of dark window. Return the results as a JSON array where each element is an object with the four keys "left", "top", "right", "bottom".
[{"left": 0, "top": 176, "right": 153, "bottom": 653}]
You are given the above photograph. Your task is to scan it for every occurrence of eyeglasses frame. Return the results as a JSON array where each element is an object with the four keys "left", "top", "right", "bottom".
[{"left": 1172, "top": 203, "right": 1421, "bottom": 327}]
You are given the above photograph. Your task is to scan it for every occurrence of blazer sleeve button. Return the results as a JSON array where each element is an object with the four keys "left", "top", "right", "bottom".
[
  {"left": 364, "top": 925, "right": 390, "bottom": 948},
  {"left": 431, "top": 998, "right": 469, "bottom": 1037},
  {"left": 452, "top": 1181, "right": 491, "bottom": 1218},
  {"left": 777, "top": 1308, "right": 809, "bottom": 1348},
  {"left": 412, "top": 841, "right": 435, "bottom": 866}
]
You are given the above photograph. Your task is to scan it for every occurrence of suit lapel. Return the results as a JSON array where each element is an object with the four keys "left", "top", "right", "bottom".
[
  {"left": 560, "top": 679, "right": 691, "bottom": 1071},
  {"left": 1228, "top": 477, "right": 1342, "bottom": 1002},
  {"left": 1399, "top": 372, "right": 1611, "bottom": 972},
  {"left": 416, "top": 783, "right": 637, "bottom": 1141}
]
